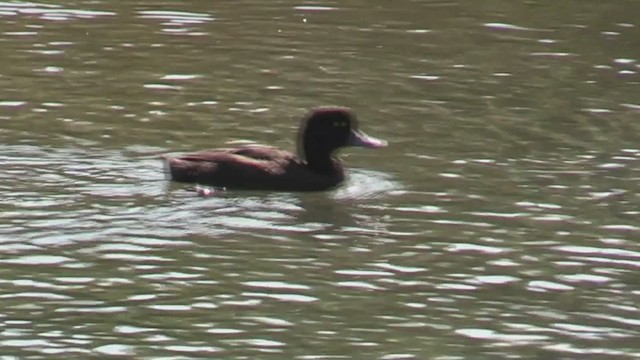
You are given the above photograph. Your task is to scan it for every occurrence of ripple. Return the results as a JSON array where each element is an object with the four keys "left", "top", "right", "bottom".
[
  {"left": 99, "top": 253, "right": 172, "bottom": 262},
  {"left": 467, "top": 275, "right": 520, "bottom": 285},
  {"left": 10, "top": 278, "right": 74, "bottom": 290},
  {"left": 93, "top": 344, "right": 134, "bottom": 356},
  {"left": 410, "top": 74, "right": 440, "bottom": 81},
  {"left": 1, "top": 339, "right": 62, "bottom": 348},
  {"left": 0, "top": 292, "right": 71, "bottom": 300},
  {"left": 245, "top": 316, "right": 294, "bottom": 327},
  {"left": 589, "top": 314, "right": 640, "bottom": 327},
  {"left": 554, "top": 245, "right": 640, "bottom": 259},
  {"left": 397, "top": 204, "right": 446, "bottom": 215},
  {"left": 335, "top": 269, "right": 394, "bottom": 277},
  {"left": 243, "top": 281, "right": 310, "bottom": 290},
  {"left": 553, "top": 323, "right": 623, "bottom": 340},
  {"left": 436, "top": 283, "right": 476, "bottom": 291},
  {"left": 600, "top": 224, "right": 640, "bottom": 232},
  {"left": 225, "top": 338, "right": 285, "bottom": 347},
  {"left": 543, "top": 342, "right": 634, "bottom": 357},
  {"left": 127, "top": 294, "right": 157, "bottom": 301},
  {"left": 147, "top": 304, "right": 192, "bottom": 311},
  {"left": 137, "top": 9, "right": 213, "bottom": 35},
  {"left": 372, "top": 262, "right": 424, "bottom": 273},
  {"left": 0, "top": 100, "right": 26, "bottom": 107},
  {"left": 456, "top": 328, "right": 548, "bottom": 342},
  {"left": 333, "top": 169, "right": 400, "bottom": 200},
  {"left": 0, "top": 3, "right": 115, "bottom": 20},
  {"left": 484, "top": 22, "right": 533, "bottom": 31},
  {"left": 54, "top": 306, "right": 127, "bottom": 314},
  {"left": 527, "top": 280, "right": 574, "bottom": 292},
  {"left": 137, "top": 10, "right": 214, "bottom": 23},
  {"left": 206, "top": 328, "right": 244, "bottom": 334},
  {"left": 160, "top": 74, "right": 202, "bottom": 81},
  {"left": 530, "top": 52, "right": 574, "bottom": 57},
  {"left": 0, "top": 255, "right": 71, "bottom": 265},
  {"left": 468, "top": 211, "right": 526, "bottom": 219},
  {"left": 557, "top": 274, "right": 612, "bottom": 284},
  {"left": 140, "top": 271, "right": 203, "bottom": 280},
  {"left": 165, "top": 345, "right": 223, "bottom": 353},
  {"left": 113, "top": 325, "right": 155, "bottom": 334},
  {"left": 143, "top": 83, "right": 182, "bottom": 91},
  {"left": 242, "top": 292, "right": 317, "bottom": 303},
  {"left": 294, "top": 6, "right": 337, "bottom": 11},
  {"left": 336, "top": 281, "right": 385, "bottom": 291},
  {"left": 381, "top": 354, "right": 418, "bottom": 360},
  {"left": 446, "top": 243, "right": 509, "bottom": 254}
]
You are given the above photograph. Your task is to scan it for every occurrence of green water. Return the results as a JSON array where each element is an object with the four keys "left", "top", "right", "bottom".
[{"left": 1, "top": 1, "right": 639, "bottom": 359}]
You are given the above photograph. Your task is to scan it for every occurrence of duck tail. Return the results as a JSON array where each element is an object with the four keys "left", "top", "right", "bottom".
[{"left": 160, "top": 155, "right": 173, "bottom": 180}]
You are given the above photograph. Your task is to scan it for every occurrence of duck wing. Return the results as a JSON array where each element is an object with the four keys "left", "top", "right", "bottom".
[{"left": 224, "top": 145, "right": 296, "bottom": 162}]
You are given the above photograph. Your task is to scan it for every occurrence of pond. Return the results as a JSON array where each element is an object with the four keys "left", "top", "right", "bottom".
[{"left": 1, "top": 0, "right": 639, "bottom": 358}]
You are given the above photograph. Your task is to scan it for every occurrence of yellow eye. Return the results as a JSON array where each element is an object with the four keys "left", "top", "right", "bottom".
[{"left": 334, "top": 121, "right": 347, "bottom": 127}]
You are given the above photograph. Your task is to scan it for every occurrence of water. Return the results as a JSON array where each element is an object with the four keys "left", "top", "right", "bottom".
[{"left": 1, "top": 0, "right": 639, "bottom": 359}]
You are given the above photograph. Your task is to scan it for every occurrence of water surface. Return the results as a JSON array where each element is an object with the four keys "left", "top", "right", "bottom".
[{"left": 1, "top": 0, "right": 639, "bottom": 359}]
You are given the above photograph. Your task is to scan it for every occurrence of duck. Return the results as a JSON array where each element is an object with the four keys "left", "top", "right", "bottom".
[{"left": 165, "top": 106, "right": 387, "bottom": 191}]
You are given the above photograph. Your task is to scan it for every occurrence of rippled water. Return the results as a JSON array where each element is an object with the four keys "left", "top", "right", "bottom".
[{"left": 1, "top": 0, "right": 639, "bottom": 359}]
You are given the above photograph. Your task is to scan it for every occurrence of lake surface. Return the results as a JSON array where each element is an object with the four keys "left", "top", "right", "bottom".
[{"left": 1, "top": 0, "right": 639, "bottom": 359}]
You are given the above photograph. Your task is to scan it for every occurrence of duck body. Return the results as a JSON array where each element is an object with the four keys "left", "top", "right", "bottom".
[
  {"left": 167, "top": 144, "right": 345, "bottom": 191},
  {"left": 165, "top": 107, "right": 386, "bottom": 191}
]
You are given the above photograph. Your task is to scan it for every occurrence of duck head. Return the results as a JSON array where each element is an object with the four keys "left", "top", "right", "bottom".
[{"left": 297, "top": 107, "right": 387, "bottom": 173}]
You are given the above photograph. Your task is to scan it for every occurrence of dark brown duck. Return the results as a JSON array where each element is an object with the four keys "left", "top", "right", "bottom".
[{"left": 165, "top": 107, "right": 387, "bottom": 191}]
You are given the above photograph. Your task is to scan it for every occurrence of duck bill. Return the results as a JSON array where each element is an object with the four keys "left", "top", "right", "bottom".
[{"left": 348, "top": 130, "right": 388, "bottom": 148}]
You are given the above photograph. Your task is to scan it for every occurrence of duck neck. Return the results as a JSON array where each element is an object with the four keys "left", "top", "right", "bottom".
[{"left": 305, "top": 149, "right": 338, "bottom": 174}]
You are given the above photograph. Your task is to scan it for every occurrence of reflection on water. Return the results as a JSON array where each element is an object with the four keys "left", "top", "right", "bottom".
[
  {"left": 0, "top": 2, "right": 115, "bottom": 19},
  {"left": 1, "top": 0, "right": 640, "bottom": 358}
]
